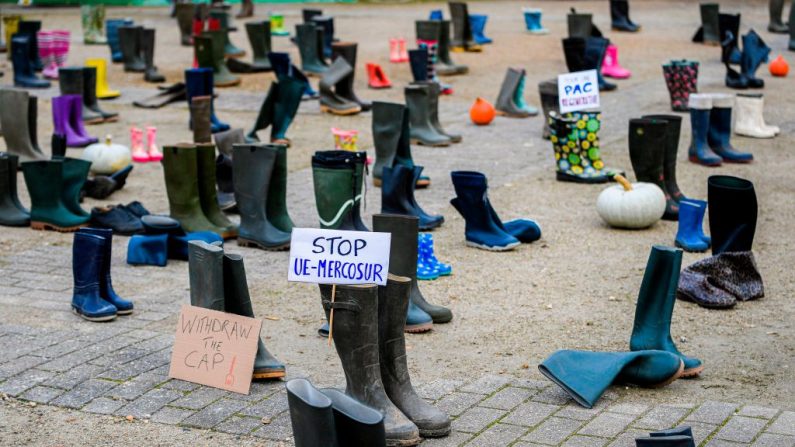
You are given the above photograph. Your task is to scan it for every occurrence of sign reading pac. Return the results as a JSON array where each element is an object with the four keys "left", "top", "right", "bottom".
[
  {"left": 288, "top": 228, "right": 391, "bottom": 286},
  {"left": 557, "top": 69, "right": 600, "bottom": 114}
]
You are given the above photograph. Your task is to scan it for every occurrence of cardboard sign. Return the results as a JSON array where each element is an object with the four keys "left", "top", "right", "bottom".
[
  {"left": 169, "top": 304, "right": 262, "bottom": 395},
  {"left": 287, "top": 228, "right": 391, "bottom": 286},
  {"left": 558, "top": 70, "right": 600, "bottom": 113}
]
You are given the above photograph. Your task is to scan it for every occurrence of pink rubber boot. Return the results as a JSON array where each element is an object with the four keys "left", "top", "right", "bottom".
[
  {"left": 130, "top": 127, "right": 149, "bottom": 163},
  {"left": 389, "top": 38, "right": 401, "bottom": 63},
  {"left": 52, "top": 30, "right": 70, "bottom": 68},
  {"left": 398, "top": 38, "right": 409, "bottom": 62},
  {"left": 602, "top": 44, "right": 631, "bottom": 79},
  {"left": 146, "top": 126, "right": 163, "bottom": 162},
  {"left": 38, "top": 31, "right": 58, "bottom": 79}
]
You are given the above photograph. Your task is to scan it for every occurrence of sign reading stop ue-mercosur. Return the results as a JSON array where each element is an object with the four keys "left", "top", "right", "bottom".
[
  {"left": 288, "top": 228, "right": 391, "bottom": 286},
  {"left": 558, "top": 69, "right": 600, "bottom": 114}
]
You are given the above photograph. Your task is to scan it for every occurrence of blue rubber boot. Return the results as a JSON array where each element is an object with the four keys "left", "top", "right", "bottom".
[
  {"left": 539, "top": 350, "right": 683, "bottom": 408},
  {"left": 424, "top": 233, "right": 452, "bottom": 276},
  {"left": 417, "top": 234, "right": 440, "bottom": 280},
  {"left": 268, "top": 51, "right": 318, "bottom": 100},
  {"left": 450, "top": 171, "right": 520, "bottom": 251},
  {"left": 78, "top": 228, "right": 134, "bottom": 315},
  {"left": 429, "top": 10, "right": 443, "bottom": 20},
  {"left": 11, "top": 35, "right": 50, "bottom": 89},
  {"left": 687, "top": 199, "right": 711, "bottom": 245},
  {"left": 106, "top": 19, "right": 133, "bottom": 63},
  {"left": 630, "top": 246, "right": 704, "bottom": 377},
  {"left": 523, "top": 8, "right": 549, "bottom": 34},
  {"left": 707, "top": 94, "right": 753, "bottom": 163},
  {"left": 675, "top": 202, "right": 710, "bottom": 253},
  {"left": 185, "top": 68, "right": 230, "bottom": 133},
  {"left": 687, "top": 94, "right": 723, "bottom": 166},
  {"left": 71, "top": 232, "right": 118, "bottom": 322},
  {"left": 468, "top": 14, "right": 492, "bottom": 44}
]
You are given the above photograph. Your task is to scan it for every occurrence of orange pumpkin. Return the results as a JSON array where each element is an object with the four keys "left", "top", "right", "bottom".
[
  {"left": 770, "top": 55, "right": 788, "bottom": 77},
  {"left": 470, "top": 97, "right": 495, "bottom": 125}
]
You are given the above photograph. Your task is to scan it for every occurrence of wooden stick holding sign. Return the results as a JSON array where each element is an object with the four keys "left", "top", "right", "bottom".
[{"left": 287, "top": 228, "right": 391, "bottom": 347}]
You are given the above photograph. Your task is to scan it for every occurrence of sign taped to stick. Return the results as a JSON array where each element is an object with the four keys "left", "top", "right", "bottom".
[
  {"left": 288, "top": 228, "right": 391, "bottom": 286},
  {"left": 558, "top": 69, "right": 600, "bottom": 114}
]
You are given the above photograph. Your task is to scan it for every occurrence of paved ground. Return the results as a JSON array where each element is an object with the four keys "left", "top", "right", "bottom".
[{"left": 1, "top": 0, "right": 795, "bottom": 445}]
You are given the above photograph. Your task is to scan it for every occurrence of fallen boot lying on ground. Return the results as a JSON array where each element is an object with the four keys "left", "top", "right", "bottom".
[
  {"left": 539, "top": 350, "right": 684, "bottom": 409},
  {"left": 133, "top": 82, "right": 187, "bottom": 109},
  {"left": 126, "top": 214, "right": 222, "bottom": 264},
  {"left": 450, "top": 171, "right": 521, "bottom": 251},
  {"left": 678, "top": 251, "right": 764, "bottom": 309}
]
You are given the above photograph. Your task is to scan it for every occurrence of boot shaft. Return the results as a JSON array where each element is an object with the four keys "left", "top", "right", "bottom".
[
  {"left": 232, "top": 143, "right": 279, "bottom": 221},
  {"left": 631, "top": 245, "right": 682, "bottom": 342},
  {"left": 222, "top": 252, "right": 255, "bottom": 317},
  {"left": 380, "top": 164, "right": 416, "bottom": 217},
  {"left": 707, "top": 175, "right": 757, "bottom": 254},
  {"left": 72, "top": 232, "right": 105, "bottom": 291},
  {"left": 245, "top": 21, "right": 272, "bottom": 64},
  {"left": 140, "top": 28, "right": 157, "bottom": 68},
  {"left": 372, "top": 214, "right": 418, "bottom": 278},
  {"left": 707, "top": 94, "right": 734, "bottom": 147},
  {"left": 495, "top": 67, "right": 524, "bottom": 113},
  {"left": 408, "top": 49, "right": 428, "bottom": 82},
  {"left": 561, "top": 37, "right": 588, "bottom": 72},
  {"left": 688, "top": 94, "right": 712, "bottom": 146},
  {"left": 628, "top": 118, "right": 667, "bottom": 183},
  {"left": 372, "top": 101, "right": 412, "bottom": 179},
  {"left": 187, "top": 240, "right": 226, "bottom": 310}
]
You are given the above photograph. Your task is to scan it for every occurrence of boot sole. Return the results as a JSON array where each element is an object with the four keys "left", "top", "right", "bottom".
[
  {"left": 495, "top": 110, "right": 532, "bottom": 118},
  {"left": 237, "top": 238, "right": 290, "bottom": 251},
  {"left": 719, "top": 158, "right": 753, "bottom": 164},
  {"left": 410, "top": 138, "right": 450, "bottom": 147},
  {"left": 319, "top": 105, "right": 362, "bottom": 116},
  {"left": 373, "top": 178, "right": 430, "bottom": 189},
  {"left": 676, "top": 290, "right": 736, "bottom": 309},
  {"left": 386, "top": 436, "right": 423, "bottom": 447},
  {"left": 674, "top": 241, "right": 708, "bottom": 253},
  {"left": 72, "top": 307, "right": 117, "bottom": 322},
  {"left": 649, "top": 360, "right": 685, "bottom": 388},
  {"left": 116, "top": 309, "right": 134, "bottom": 316},
  {"left": 215, "top": 79, "right": 242, "bottom": 87},
  {"left": 252, "top": 370, "right": 286, "bottom": 380},
  {"left": 102, "top": 116, "right": 120, "bottom": 123},
  {"left": 221, "top": 231, "right": 239, "bottom": 240},
  {"left": 465, "top": 240, "right": 520, "bottom": 252},
  {"left": 31, "top": 221, "right": 87, "bottom": 232},
  {"left": 368, "top": 84, "right": 392, "bottom": 89},
  {"left": 84, "top": 117, "right": 105, "bottom": 125},
  {"left": 419, "top": 426, "right": 453, "bottom": 438},
  {"left": 688, "top": 155, "right": 722, "bottom": 167},
  {"left": 405, "top": 322, "right": 433, "bottom": 333},
  {"left": 680, "top": 364, "right": 704, "bottom": 379}
]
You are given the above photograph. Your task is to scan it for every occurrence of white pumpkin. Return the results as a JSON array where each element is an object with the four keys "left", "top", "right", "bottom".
[
  {"left": 596, "top": 175, "right": 666, "bottom": 229},
  {"left": 81, "top": 135, "right": 132, "bottom": 175}
]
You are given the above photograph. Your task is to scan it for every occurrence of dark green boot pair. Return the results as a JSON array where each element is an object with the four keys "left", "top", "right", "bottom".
[
  {"left": 247, "top": 77, "right": 305, "bottom": 146},
  {"left": 227, "top": 21, "right": 272, "bottom": 73},
  {"left": 415, "top": 20, "right": 467, "bottom": 76},
  {"left": 161, "top": 143, "right": 238, "bottom": 238},
  {"left": 312, "top": 150, "right": 369, "bottom": 231},
  {"left": 21, "top": 158, "right": 91, "bottom": 232},
  {"left": 188, "top": 240, "right": 285, "bottom": 380},
  {"left": 371, "top": 101, "right": 430, "bottom": 189},
  {"left": 0, "top": 153, "right": 30, "bottom": 227},
  {"left": 195, "top": 32, "right": 240, "bottom": 87},
  {"left": 232, "top": 143, "right": 293, "bottom": 250}
]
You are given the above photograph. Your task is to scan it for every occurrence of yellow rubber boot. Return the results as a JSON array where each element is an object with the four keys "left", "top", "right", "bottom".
[{"left": 85, "top": 58, "right": 120, "bottom": 99}]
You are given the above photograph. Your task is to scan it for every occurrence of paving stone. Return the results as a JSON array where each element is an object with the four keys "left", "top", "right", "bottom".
[
  {"left": 50, "top": 378, "right": 117, "bottom": 409},
  {"left": 738, "top": 405, "right": 779, "bottom": 419},
  {"left": 686, "top": 401, "right": 738, "bottom": 425},
  {"left": 479, "top": 386, "right": 534, "bottom": 411},
  {"left": 421, "top": 431, "right": 472, "bottom": 447},
  {"left": 100, "top": 350, "right": 171, "bottom": 381},
  {"left": 18, "top": 385, "right": 63, "bottom": 404},
  {"left": 715, "top": 416, "right": 768, "bottom": 443},
  {"left": 502, "top": 401, "right": 560, "bottom": 427},
  {"left": 706, "top": 440, "right": 747, "bottom": 447},
  {"left": 181, "top": 398, "right": 247, "bottom": 429},
  {"left": 0, "top": 369, "right": 55, "bottom": 396},
  {"left": 44, "top": 363, "right": 105, "bottom": 390},
  {"left": 578, "top": 412, "right": 636, "bottom": 438},
  {"left": 215, "top": 415, "right": 265, "bottom": 435},
  {"left": 562, "top": 435, "right": 608, "bottom": 447},
  {"left": 689, "top": 422, "right": 721, "bottom": 445},
  {"left": 230, "top": 380, "right": 283, "bottom": 402},
  {"left": 453, "top": 406, "right": 507, "bottom": 433},
  {"left": 105, "top": 375, "right": 164, "bottom": 400},
  {"left": 768, "top": 411, "right": 795, "bottom": 436},
  {"left": 252, "top": 411, "right": 293, "bottom": 442},
  {"left": 606, "top": 403, "right": 649, "bottom": 416},
  {"left": 0, "top": 356, "right": 47, "bottom": 379},
  {"left": 752, "top": 433, "right": 795, "bottom": 447},
  {"left": 607, "top": 429, "right": 650, "bottom": 447},
  {"left": 460, "top": 374, "right": 512, "bottom": 395},
  {"left": 532, "top": 386, "right": 573, "bottom": 406},
  {"left": 91, "top": 347, "right": 151, "bottom": 367},
  {"left": 633, "top": 405, "right": 690, "bottom": 430},
  {"left": 159, "top": 379, "right": 199, "bottom": 392},
  {"left": 510, "top": 378, "right": 551, "bottom": 390},
  {"left": 555, "top": 404, "right": 603, "bottom": 421},
  {"left": 434, "top": 392, "right": 485, "bottom": 417},
  {"left": 37, "top": 349, "right": 106, "bottom": 373},
  {"left": 240, "top": 391, "right": 289, "bottom": 418},
  {"left": 150, "top": 406, "right": 195, "bottom": 425},
  {"left": 115, "top": 388, "right": 182, "bottom": 418},
  {"left": 417, "top": 379, "right": 465, "bottom": 401},
  {"left": 171, "top": 387, "right": 227, "bottom": 410},
  {"left": 523, "top": 416, "right": 584, "bottom": 445},
  {"left": 465, "top": 423, "right": 527, "bottom": 446},
  {"left": 83, "top": 397, "right": 126, "bottom": 415}
]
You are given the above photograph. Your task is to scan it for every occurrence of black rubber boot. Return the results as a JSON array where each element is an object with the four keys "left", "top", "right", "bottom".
[
  {"left": 642, "top": 115, "right": 687, "bottom": 205},
  {"left": 320, "top": 388, "right": 387, "bottom": 447},
  {"left": 416, "top": 20, "right": 467, "bottom": 76},
  {"left": 318, "top": 283, "right": 422, "bottom": 447},
  {"left": 378, "top": 275, "right": 451, "bottom": 437},
  {"left": 331, "top": 42, "right": 371, "bottom": 111},
  {"left": 0, "top": 154, "right": 31, "bottom": 227},
  {"left": 584, "top": 37, "right": 617, "bottom": 91},
  {"left": 610, "top": 0, "right": 640, "bottom": 32},
  {"left": 628, "top": 118, "right": 678, "bottom": 220},
  {"left": 83, "top": 67, "right": 118, "bottom": 122},
  {"left": 421, "top": 81, "right": 461, "bottom": 142},
  {"left": 693, "top": 3, "right": 721, "bottom": 45},
  {"left": 719, "top": 13, "right": 742, "bottom": 64},
  {"left": 215, "top": 153, "right": 236, "bottom": 211},
  {"left": 118, "top": 25, "right": 146, "bottom": 72},
  {"left": 187, "top": 240, "right": 226, "bottom": 311},
  {"left": 381, "top": 164, "right": 443, "bottom": 231},
  {"left": 448, "top": 2, "right": 480, "bottom": 52},
  {"left": 0, "top": 89, "right": 46, "bottom": 162},
  {"left": 538, "top": 79, "right": 559, "bottom": 139},
  {"left": 175, "top": 3, "right": 195, "bottom": 46},
  {"left": 17, "top": 21, "right": 43, "bottom": 72},
  {"left": 228, "top": 21, "right": 272, "bottom": 73},
  {"left": 319, "top": 58, "right": 362, "bottom": 115},
  {"left": 708, "top": 175, "right": 757, "bottom": 255},
  {"left": 51, "top": 134, "right": 68, "bottom": 159},
  {"left": 769, "top": 0, "right": 789, "bottom": 33},
  {"left": 405, "top": 84, "right": 451, "bottom": 146},
  {"left": 285, "top": 379, "right": 338, "bottom": 447},
  {"left": 567, "top": 8, "right": 601, "bottom": 38},
  {"left": 372, "top": 102, "right": 423, "bottom": 188},
  {"left": 141, "top": 28, "right": 166, "bottom": 83},
  {"left": 295, "top": 23, "right": 327, "bottom": 75},
  {"left": 59, "top": 67, "right": 104, "bottom": 124}
]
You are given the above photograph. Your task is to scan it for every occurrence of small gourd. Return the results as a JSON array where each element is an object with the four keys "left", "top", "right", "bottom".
[
  {"left": 769, "top": 55, "right": 788, "bottom": 77},
  {"left": 470, "top": 97, "right": 495, "bottom": 125},
  {"left": 81, "top": 135, "right": 132, "bottom": 175},
  {"left": 596, "top": 175, "right": 666, "bottom": 229}
]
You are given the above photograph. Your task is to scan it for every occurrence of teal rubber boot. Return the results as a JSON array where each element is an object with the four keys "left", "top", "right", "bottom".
[
  {"left": 61, "top": 158, "right": 91, "bottom": 218},
  {"left": 22, "top": 160, "right": 90, "bottom": 231}
]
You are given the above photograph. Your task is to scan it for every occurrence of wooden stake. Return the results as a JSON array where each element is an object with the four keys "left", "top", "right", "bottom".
[{"left": 327, "top": 284, "right": 336, "bottom": 347}]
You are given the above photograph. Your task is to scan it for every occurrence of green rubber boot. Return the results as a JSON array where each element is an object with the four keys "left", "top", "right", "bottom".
[
  {"left": 21, "top": 160, "right": 90, "bottom": 231},
  {"left": 311, "top": 155, "right": 357, "bottom": 230},
  {"left": 266, "top": 144, "right": 295, "bottom": 233},
  {"left": 197, "top": 31, "right": 240, "bottom": 87},
  {"left": 61, "top": 158, "right": 91, "bottom": 218},
  {"left": 196, "top": 143, "right": 238, "bottom": 239}
]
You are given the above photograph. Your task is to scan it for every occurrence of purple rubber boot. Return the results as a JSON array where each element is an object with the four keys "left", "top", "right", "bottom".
[
  {"left": 68, "top": 94, "right": 98, "bottom": 146},
  {"left": 52, "top": 95, "right": 95, "bottom": 147}
]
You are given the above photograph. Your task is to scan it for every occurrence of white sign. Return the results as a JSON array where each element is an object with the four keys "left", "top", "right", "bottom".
[
  {"left": 558, "top": 70, "right": 600, "bottom": 114},
  {"left": 287, "top": 228, "right": 391, "bottom": 286}
]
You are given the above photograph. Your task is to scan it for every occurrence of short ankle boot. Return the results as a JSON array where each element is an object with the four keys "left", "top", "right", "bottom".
[
  {"left": 676, "top": 201, "right": 710, "bottom": 252},
  {"left": 610, "top": 0, "right": 639, "bottom": 32},
  {"left": 707, "top": 94, "right": 753, "bottom": 163},
  {"left": 319, "top": 58, "right": 362, "bottom": 115},
  {"left": 469, "top": 14, "right": 492, "bottom": 45},
  {"left": 118, "top": 25, "right": 146, "bottom": 72},
  {"left": 602, "top": 44, "right": 631, "bottom": 79},
  {"left": 381, "top": 164, "right": 443, "bottom": 231},
  {"left": 496, "top": 67, "right": 537, "bottom": 117},
  {"left": 538, "top": 79, "right": 559, "bottom": 139},
  {"left": 71, "top": 232, "right": 117, "bottom": 321},
  {"left": 629, "top": 118, "right": 679, "bottom": 220},
  {"left": 708, "top": 175, "right": 757, "bottom": 255},
  {"left": 331, "top": 42, "right": 371, "bottom": 111},
  {"left": 405, "top": 84, "right": 451, "bottom": 146},
  {"left": 312, "top": 150, "right": 369, "bottom": 231},
  {"left": 0, "top": 89, "right": 47, "bottom": 162},
  {"left": 450, "top": 171, "right": 520, "bottom": 251},
  {"left": 686, "top": 94, "right": 722, "bottom": 166},
  {"left": 59, "top": 67, "right": 104, "bottom": 124},
  {"left": 523, "top": 8, "right": 549, "bottom": 34},
  {"left": 11, "top": 35, "right": 50, "bottom": 88},
  {"left": 0, "top": 154, "right": 31, "bottom": 227},
  {"left": 141, "top": 28, "right": 165, "bottom": 83},
  {"left": 734, "top": 93, "right": 778, "bottom": 138}
]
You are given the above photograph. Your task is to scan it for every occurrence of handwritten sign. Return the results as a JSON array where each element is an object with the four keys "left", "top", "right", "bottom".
[
  {"left": 558, "top": 69, "right": 600, "bottom": 114},
  {"left": 169, "top": 304, "right": 261, "bottom": 395},
  {"left": 287, "top": 228, "right": 391, "bottom": 286}
]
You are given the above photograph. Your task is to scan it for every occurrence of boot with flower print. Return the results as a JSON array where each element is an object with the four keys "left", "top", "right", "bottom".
[
  {"left": 662, "top": 60, "right": 698, "bottom": 112},
  {"left": 549, "top": 111, "right": 622, "bottom": 183},
  {"left": 423, "top": 233, "right": 452, "bottom": 276},
  {"left": 417, "top": 233, "right": 440, "bottom": 281}
]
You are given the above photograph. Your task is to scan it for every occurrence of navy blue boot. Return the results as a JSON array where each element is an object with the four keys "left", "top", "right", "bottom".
[
  {"left": 675, "top": 202, "right": 710, "bottom": 252},
  {"left": 106, "top": 19, "right": 134, "bottom": 63},
  {"left": 185, "top": 67, "right": 230, "bottom": 133},
  {"left": 71, "top": 232, "right": 117, "bottom": 322},
  {"left": 741, "top": 30, "right": 770, "bottom": 88},
  {"left": 79, "top": 228, "right": 134, "bottom": 314},
  {"left": 268, "top": 51, "right": 319, "bottom": 100},
  {"left": 708, "top": 94, "right": 753, "bottom": 163},
  {"left": 11, "top": 35, "right": 50, "bottom": 89},
  {"left": 381, "top": 164, "right": 443, "bottom": 231},
  {"left": 687, "top": 94, "right": 723, "bottom": 166},
  {"left": 450, "top": 171, "right": 519, "bottom": 251}
]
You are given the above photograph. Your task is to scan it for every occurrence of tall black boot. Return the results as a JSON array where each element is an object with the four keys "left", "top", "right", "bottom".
[
  {"left": 538, "top": 79, "right": 559, "bottom": 139},
  {"left": 405, "top": 84, "right": 451, "bottom": 146},
  {"left": 628, "top": 118, "right": 678, "bottom": 220},
  {"left": 82, "top": 67, "right": 118, "bottom": 122},
  {"left": 708, "top": 175, "right": 757, "bottom": 255},
  {"left": 141, "top": 28, "right": 166, "bottom": 83},
  {"left": 331, "top": 42, "right": 371, "bottom": 111},
  {"left": 187, "top": 240, "right": 225, "bottom": 310},
  {"left": 286, "top": 379, "right": 338, "bottom": 447},
  {"left": 719, "top": 13, "right": 742, "bottom": 64},
  {"left": 319, "top": 283, "right": 421, "bottom": 447},
  {"left": 118, "top": 26, "right": 146, "bottom": 72},
  {"left": 381, "top": 164, "right": 443, "bottom": 231},
  {"left": 372, "top": 102, "right": 422, "bottom": 188},
  {"left": 448, "top": 2, "right": 480, "bottom": 52},
  {"left": 295, "top": 23, "right": 327, "bottom": 75},
  {"left": 584, "top": 37, "right": 617, "bottom": 91},
  {"left": 228, "top": 21, "right": 272, "bottom": 73},
  {"left": 642, "top": 114, "right": 688, "bottom": 205},
  {"left": 610, "top": 0, "right": 640, "bottom": 32},
  {"left": 320, "top": 388, "right": 387, "bottom": 446},
  {"left": 319, "top": 58, "right": 362, "bottom": 115},
  {"left": 59, "top": 67, "right": 104, "bottom": 124},
  {"left": 0, "top": 154, "right": 31, "bottom": 227}
]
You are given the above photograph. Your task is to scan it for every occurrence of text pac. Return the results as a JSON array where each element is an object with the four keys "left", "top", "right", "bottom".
[
  {"left": 557, "top": 69, "right": 600, "bottom": 114},
  {"left": 288, "top": 228, "right": 391, "bottom": 286}
]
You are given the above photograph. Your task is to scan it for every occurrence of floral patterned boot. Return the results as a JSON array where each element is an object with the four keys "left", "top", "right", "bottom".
[{"left": 548, "top": 111, "right": 623, "bottom": 183}]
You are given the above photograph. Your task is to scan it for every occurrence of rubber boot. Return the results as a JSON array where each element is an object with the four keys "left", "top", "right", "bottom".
[
  {"left": 262, "top": 144, "right": 294, "bottom": 233},
  {"left": 248, "top": 77, "right": 304, "bottom": 145},
  {"left": 372, "top": 101, "right": 428, "bottom": 188},
  {"left": 185, "top": 67, "right": 230, "bottom": 133},
  {"left": 320, "top": 388, "right": 387, "bottom": 447},
  {"left": 0, "top": 89, "right": 46, "bottom": 162},
  {"left": 740, "top": 30, "right": 770, "bottom": 89},
  {"left": 733, "top": 94, "right": 778, "bottom": 138},
  {"left": 610, "top": 0, "right": 640, "bottom": 32},
  {"left": 719, "top": 14, "right": 742, "bottom": 65},
  {"left": 11, "top": 35, "right": 50, "bottom": 88},
  {"left": 675, "top": 202, "right": 710, "bottom": 252},
  {"left": 562, "top": 36, "right": 591, "bottom": 72},
  {"left": 647, "top": 427, "right": 697, "bottom": 447},
  {"left": 197, "top": 32, "right": 240, "bottom": 86},
  {"left": 722, "top": 32, "right": 748, "bottom": 89},
  {"left": 496, "top": 68, "right": 536, "bottom": 117},
  {"left": 82, "top": 5, "right": 107, "bottom": 45},
  {"left": 106, "top": 19, "right": 131, "bottom": 62},
  {"left": 567, "top": 8, "right": 600, "bottom": 38},
  {"left": 190, "top": 96, "right": 213, "bottom": 143},
  {"left": 469, "top": 14, "right": 492, "bottom": 45},
  {"left": 662, "top": 61, "right": 698, "bottom": 112},
  {"left": 215, "top": 152, "right": 236, "bottom": 211},
  {"left": 449, "top": 2, "right": 480, "bottom": 52},
  {"left": 523, "top": 8, "right": 549, "bottom": 34},
  {"left": 381, "top": 165, "right": 443, "bottom": 231},
  {"left": 196, "top": 143, "right": 237, "bottom": 238},
  {"left": 162, "top": 144, "right": 228, "bottom": 235},
  {"left": 389, "top": 38, "right": 401, "bottom": 63},
  {"left": 602, "top": 44, "right": 631, "bottom": 79},
  {"left": 0, "top": 154, "right": 30, "bottom": 227},
  {"left": 450, "top": 171, "right": 521, "bottom": 251},
  {"left": 694, "top": 3, "right": 720, "bottom": 45},
  {"left": 53, "top": 95, "right": 97, "bottom": 148},
  {"left": 224, "top": 251, "right": 286, "bottom": 378},
  {"left": 769, "top": 0, "right": 789, "bottom": 33},
  {"left": 175, "top": 3, "right": 195, "bottom": 46},
  {"left": 71, "top": 232, "right": 117, "bottom": 321},
  {"left": 83, "top": 67, "right": 118, "bottom": 122},
  {"left": 707, "top": 94, "right": 753, "bottom": 163},
  {"left": 58, "top": 67, "right": 103, "bottom": 124},
  {"left": 628, "top": 119, "right": 679, "bottom": 220},
  {"left": 296, "top": 23, "right": 327, "bottom": 75},
  {"left": 0, "top": 14, "right": 5, "bottom": 53},
  {"left": 21, "top": 160, "right": 90, "bottom": 231},
  {"left": 209, "top": 10, "right": 244, "bottom": 58},
  {"left": 418, "top": 81, "right": 461, "bottom": 142},
  {"left": 37, "top": 30, "right": 58, "bottom": 79},
  {"left": 630, "top": 246, "right": 703, "bottom": 377},
  {"left": 539, "top": 350, "right": 683, "bottom": 409},
  {"left": 408, "top": 48, "right": 429, "bottom": 82},
  {"left": 285, "top": 379, "right": 338, "bottom": 447},
  {"left": 549, "top": 112, "right": 618, "bottom": 183},
  {"left": 319, "top": 58, "right": 362, "bottom": 116},
  {"left": 367, "top": 63, "right": 391, "bottom": 88},
  {"left": 146, "top": 126, "right": 163, "bottom": 161},
  {"left": 269, "top": 13, "right": 289, "bottom": 36},
  {"left": 311, "top": 150, "right": 368, "bottom": 231},
  {"left": 17, "top": 21, "right": 43, "bottom": 72},
  {"left": 236, "top": 0, "right": 254, "bottom": 19},
  {"left": 86, "top": 58, "right": 121, "bottom": 99},
  {"left": 331, "top": 42, "right": 371, "bottom": 111},
  {"left": 319, "top": 282, "right": 422, "bottom": 446},
  {"left": 78, "top": 228, "right": 134, "bottom": 314},
  {"left": 141, "top": 28, "right": 165, "bottom": 83},
  {"left": 232, "top": 144, "right": 291, "bottom": 250},
  {"left": 61, "top": 158, "right": 91, "bottom": 218},
  {"left": 642, "top": 114, "right": 688, "bottom": 205},
  {"left": 686, "top": 94, "right": 722, "bottom": 166},
  {"left": 636, "top": 436, "right": 695, "bottom": 447},
  {"left": 405, "top": 84, "right": 451, "bottom": 146},
  {"left": 187, "top": 240, "right": 226, "bottom": 311},
  {"left": 378, "top": 275, "right": 451, "bottom": 436},
  {"left": 708, "top": 175, "right": 757, "bottom": 255},
  {"left": 371, "top": 214, "right": 436, "bottom": 331},
  {"left": 311, "top": 16, "right": 335, "bottom": 60},
  {"left": 227, "top": 21, "right": 271, "bottom": 73},
  {"left": 584, "top": 37, "right": 617, "bottom": 91},
  {"left": 538, "top": 79, "right": 559, "bottom": 139},
  {"left": 118, "top": 26, "right": 145, "bottom": 72},
  {"left": 416, "top": 20, "right": 466, "bottom": 75}
]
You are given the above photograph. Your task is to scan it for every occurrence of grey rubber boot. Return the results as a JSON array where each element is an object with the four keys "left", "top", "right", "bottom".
[
  {"left": 405, "top": 84, "right": 451, "bottom": 146},
  {"left": 414, "top": 81, "right": 461, "bottom": 143},
  {"left": 319, "top": 282, "right": 422, "bottom": 447},
  {"left": 188, "top": 240, "right": 225, "bottom": 311},
  {"left": 0, "top": 153, "right": 31, "bottom": 227},
  {"left": 538, "top": 79, "right": 559, "bottom": 139},
  {"left": 175, "top": 3, "right": 195, "bottom": 46},
  {"left": 232, "top": 144, "right": 292, "bottom": 250},
  {"left": 496, "top": 67, "right": 535, "bottom": 118},
  {"left": 319, "top": 57, "right": 362, "bottom": 115},
  {"left": 295, "top": 23, "right": 328, "bottom": 75},
  {"left": 331, "top": 42, "right": 371, "bottom": 111},
  {"left": 223, "top": 252, "right": 286, "bottom": 379},
  {"left": 379, "top": 275, "right": 451, "bottom": 437},
  {"left": 214, "top": 127, "right": 245, "bottom": 156},
  {"left": 0, "top": 89, "right": 47, "bottom": 162},
  {"left": 769, "top": 0, "right": 789, "bottom": 33},
  {"left": 372, "top": 101, "right": 417, "bottom": 187},
  {"left": 118, "top": 25, "right": 146, "bottom": 72},
  {"left": 83, "top": 67, "right": 118, "bottom": 122},
  {"left": 267, "top": 144, "right": 295, "bottom": 233},
  {"left": 141, "top": 28, "right": 165, "bottom": 83},
  {"left": 58, "top": 67, "right": 104, "bottom": 124},
  {"left": 190, "top": 95, "right": 213, "bottom": 143}
]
